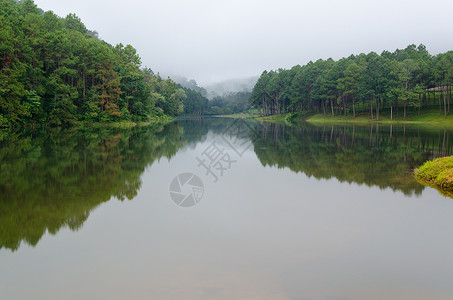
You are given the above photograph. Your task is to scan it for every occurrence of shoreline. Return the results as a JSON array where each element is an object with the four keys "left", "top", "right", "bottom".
[
  {"left": 254, "top": 110, "right": 453, "bottom": 128},
  {"left": 0, "top": 116, "right": 173, "bottom": 131},
  {"left": 414, "top": 156, "right": 453, "bottom": 198}
]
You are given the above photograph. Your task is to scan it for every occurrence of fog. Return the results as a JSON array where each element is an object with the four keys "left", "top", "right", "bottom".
[{"left": 34, "top": 0, "right": 453, "bottom": 86}]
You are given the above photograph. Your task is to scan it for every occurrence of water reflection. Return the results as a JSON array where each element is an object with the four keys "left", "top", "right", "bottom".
[
  {"left": 0, "top": 119, "right": 451, "bottom": 251},
  {"left": 253, "top": 122, "right": 452, "bottom": 196},
  {"left": 0, "top": 123, "right": 187, "bottom": 250}
]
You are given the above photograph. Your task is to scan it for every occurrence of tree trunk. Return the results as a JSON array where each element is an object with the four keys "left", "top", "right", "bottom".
[
  {"left": 439, "top": 91, "right": 442, "bottom": 115},
  {"left": 390, "top": 106, "right": 393, "bottom": 121},
  {"left": 275, "top": 94, "right": 278, "bottom": 115},
  {"left": 396, "top": 98, "right": 399, "bottom": 116},
  {"left": 443, "top": 87, "right": 447, "bottom": 118},
  {"left": 370, "top": 97, "right": 373, "bottom": 119},
  {"left": 353, "top": 96, "right": 356, "bottom": 118},
  {"left": 404, "top": 102, "right": 406, "bottom": 119},
  {"left": 331, "top": 99, "right": 334, "bottom": 116},
  {"left": 418, "top": 93, "right": 421, "bottom": 116},
  {"left": 343, "top": 94, "right": 346, "bottom": 116},
  {"left": 447, "top": 85, "right": 451, "bottom": 113},
  {"left": 376, "top": 97, "right": 379, "bottom": 121}
]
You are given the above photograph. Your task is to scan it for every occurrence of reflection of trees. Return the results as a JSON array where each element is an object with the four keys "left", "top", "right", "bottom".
[
  {"left": 0, "top": 123, "right": 186, "bottom": 251},
  {"left": 2, "top": 119, "right": 450, "bottom": 251},
  {"left": 253, "top": 122, "right": 452, "bottom": 196}
]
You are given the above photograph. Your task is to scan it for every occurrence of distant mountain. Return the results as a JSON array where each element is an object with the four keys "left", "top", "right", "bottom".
[
  {"left": 165, "top": 74, "right": 258, "bottom": 99},
  {"left": 204, "top": 76, "right": 258, "bottom": 99},
  {"left": 167, "top": 75, "right": 207, "bottom": 96}
]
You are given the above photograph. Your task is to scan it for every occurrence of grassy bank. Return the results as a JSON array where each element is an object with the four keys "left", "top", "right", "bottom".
[
  {"left": 256, "top": 106, "right": 453, "bottom": 127},
  {"left": 209, "top": 113, "right": 259, "bottom": 119},
  {"left": 79, "top": 116, "right": 173, "bottom": 128},
  {"left": 2, "top": 115, "right": 174, "bottom": 130},
  {"left": 414, "top": 156, "right": 453, "bottom": 197}
]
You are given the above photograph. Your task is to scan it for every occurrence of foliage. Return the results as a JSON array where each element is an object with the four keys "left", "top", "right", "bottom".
[
  {"left": 251, "top": 44, "right": 453, "bottom": 120},
  {"left": 207, "top": 91, "right": 251, "bottom": 115},
  {"left": 0, "top": 0, "right": 187, "bottom": 127},
  {"left": 179, "top": 85, "right": 209, "bottom": 115},
  {"left": 415, "top": 156, "right": 453, "bottom": 194}
]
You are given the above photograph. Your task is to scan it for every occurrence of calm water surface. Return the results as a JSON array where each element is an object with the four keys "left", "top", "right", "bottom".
[{"left": 1, "top": 119, "right": 453, "bottom": 300}]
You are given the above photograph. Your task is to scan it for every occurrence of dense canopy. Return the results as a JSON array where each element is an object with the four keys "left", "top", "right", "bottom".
[
  {"left": 0, "top": 0, "right": 211, "bottom": 127},
  {"left": 251, "top": 44, "right": 453, "bottom": 120}
]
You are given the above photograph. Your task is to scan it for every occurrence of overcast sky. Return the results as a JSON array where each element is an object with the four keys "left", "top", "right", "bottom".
[{"left": 34, "top": 0, "right": 453, "bottom": 85}]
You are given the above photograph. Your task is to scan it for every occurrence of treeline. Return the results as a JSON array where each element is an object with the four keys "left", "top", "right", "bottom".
[
  {"left": 172, "top": 76, "right": 253, "bottom": 116},
  {"left": 208, "top": 91, "right": 251, "bottom": 115},
  {"left": 0, "top": 0, "right": 190, "bottom": 127},
  {"left": 180, "top": 85, "right": 209, "bottom": 115},
  {"left": 178, "top": 88, "right": 252, "bottom": 116},
  {"left": 251, "top": 44, "right": 453, "bottom": 119}
]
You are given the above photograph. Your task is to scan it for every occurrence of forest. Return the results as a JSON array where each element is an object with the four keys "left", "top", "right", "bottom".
[
  {"left": 208, "top": 91, "right": 251, "bottom": 115},
  {"left": 174, "top": 76, "right": 252, "bottom": 115},
  {"left": 251, "top": 44, "right": 453, "bottom": 120},
  {"left": 0, "top": 0, "right": 209, "bottom": 127}
]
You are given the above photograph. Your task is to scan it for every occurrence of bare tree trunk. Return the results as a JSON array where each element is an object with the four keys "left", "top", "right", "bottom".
[
  {"left": 331, "top": 99, "right": 334, "bottom": 116},
  {"left": 447, "top": 85, "right": 451, "bottom": 113},
  {"left": 275, "top": 94, "right": 278, "bottom": 115},
  {"left": 439, "top": 91, "right": 442, "bottom": 115},
  {"left": 390, "top": 106, "right": 393, "bottom": 120},
  {"left": 376, "top": 97, "right": 379, "bottom": 121},
  {"left": 370, "top": 97, "right": 373, "bottom": 119},
  {"left": 418, "top": 94, "right": 421, "bottom": 116},
  {"left": 443, "top": 87, "right": 447, "bottom": 118},
  {"left": 353, "top": 96, "right": 356, "bottom": 118},
  {"left": 343, "top": 94, "right": 346, "bottom": 116},
  {"left": 404, "top": 101, "right": 406, "bottom": 119}
]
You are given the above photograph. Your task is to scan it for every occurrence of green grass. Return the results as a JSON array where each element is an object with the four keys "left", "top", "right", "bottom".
[
  {"left": 77, "top": 115, "right": 173, "bottom": 128},
  {"left": 414, "top": 156, "right": 453, "bottom": 198},
  {"left": 256, "top": 106, "right": 453, "bottom": 127},
  {"left": 258, "top": 113, "right": 292, "bottom": 123}
]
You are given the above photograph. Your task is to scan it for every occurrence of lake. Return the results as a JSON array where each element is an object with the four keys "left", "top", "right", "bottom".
[{"left": 1, "top": 118, "right": 453, "bottom": 300}]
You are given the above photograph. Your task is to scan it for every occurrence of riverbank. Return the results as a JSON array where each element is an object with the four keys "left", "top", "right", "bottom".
[
  {"left": 256, "top": 106, "right": 453, "bottom": 127},
  {"left": 209, "top": 113, "right": 258, "bottom": 119},
  {"left": 414, "top": 156, "right": 453, "bottom": 197},
  {"left": 0, "top": 115, "right": 173, "bottom": 131},
  {"left": 78, "top": 115, "right": 173, "bottom": 128}
]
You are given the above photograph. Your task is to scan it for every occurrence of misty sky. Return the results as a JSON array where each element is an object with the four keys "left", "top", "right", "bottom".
[{"left": 34, "top": 0, "right": 453, "bottom": 85}]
